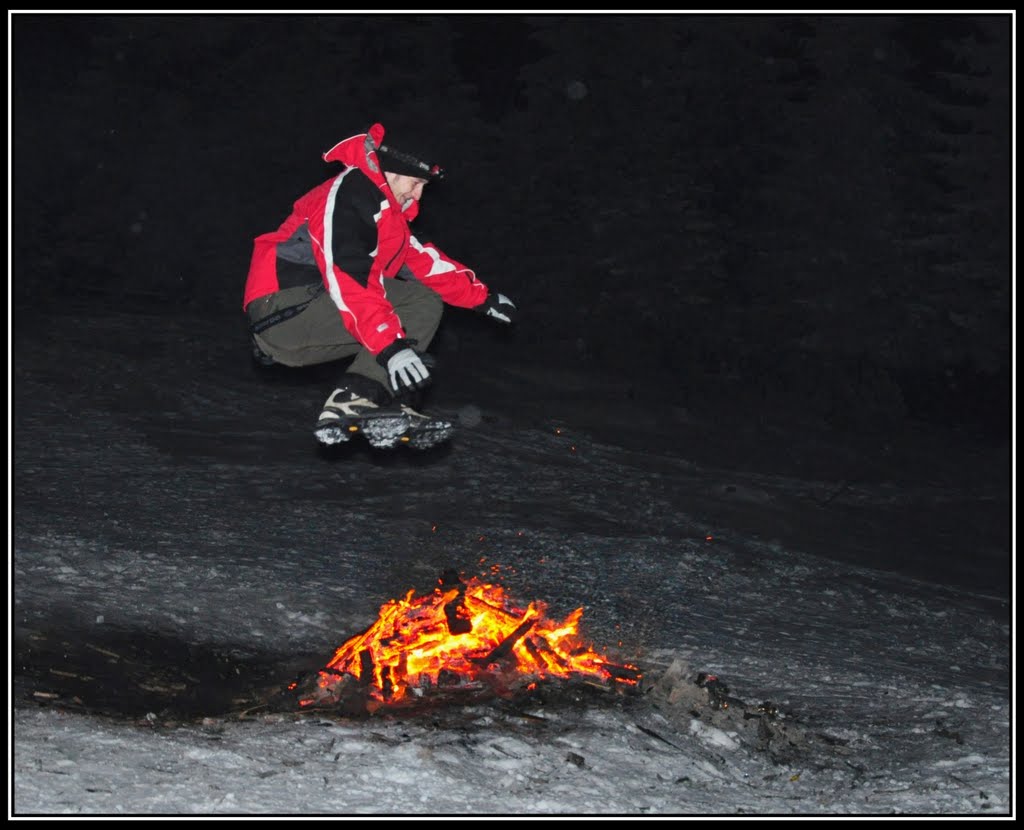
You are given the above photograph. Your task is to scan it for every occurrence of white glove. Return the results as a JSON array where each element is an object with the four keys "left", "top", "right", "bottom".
[{"left": 378, "top": 341, "right": 431, "bottom": 393}]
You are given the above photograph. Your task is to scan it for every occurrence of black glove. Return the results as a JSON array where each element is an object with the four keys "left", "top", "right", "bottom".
[
  {"left": 377, "top": 339, "right": 431, "bottom": 394},
  {"left": 478, "top": 292, "right": 517, "bottom": 325}
]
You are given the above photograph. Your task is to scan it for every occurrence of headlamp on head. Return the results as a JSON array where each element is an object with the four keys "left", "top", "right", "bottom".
[{"left": 378, "top": 143, "right": 446, "bottom": 182}]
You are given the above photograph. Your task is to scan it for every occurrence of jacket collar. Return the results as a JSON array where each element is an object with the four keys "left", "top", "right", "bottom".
[{"left": 322, "top": 122, "right": 419, "bottom": 220}]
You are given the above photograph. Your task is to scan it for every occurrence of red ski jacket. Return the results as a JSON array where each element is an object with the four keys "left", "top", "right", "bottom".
[{"left": 243, "top": 123, "right": 490, "bottom": 355}]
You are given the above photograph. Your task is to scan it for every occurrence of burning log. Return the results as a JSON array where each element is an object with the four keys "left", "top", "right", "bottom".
[
  {"left": 294, "top": 573, "right": 642, "bottom": 714},
  {"left": 471, "top": 615, "right": 537, "bottom": 667},
  {"left": 603, "top": 663, "right": 644, "bottom": 684}
]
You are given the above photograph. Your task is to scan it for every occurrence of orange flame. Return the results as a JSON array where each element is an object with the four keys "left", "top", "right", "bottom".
[{"left": 301, "top": 575, "right": 640, "bottom": 707}]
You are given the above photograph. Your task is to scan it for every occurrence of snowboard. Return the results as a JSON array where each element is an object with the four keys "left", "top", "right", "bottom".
[{"left": 314, "top": 405, "right": 455, "bottom": 451}]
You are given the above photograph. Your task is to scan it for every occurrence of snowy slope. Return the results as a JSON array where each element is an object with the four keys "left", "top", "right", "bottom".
[{"left": 11, "top": 307, "right": 1012, "bottom": 816}]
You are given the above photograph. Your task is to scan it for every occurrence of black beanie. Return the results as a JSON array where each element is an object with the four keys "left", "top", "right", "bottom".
[{"left": 377, "top": 126, "right": 446, "bottom": 181}]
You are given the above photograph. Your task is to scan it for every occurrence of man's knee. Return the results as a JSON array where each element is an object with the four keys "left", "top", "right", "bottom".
[
  {"left": 398, "top": 282, "right": 444, "bottom": 325},
  {"left": 421, "top": 288, "right": 444, "bottom": 318}
]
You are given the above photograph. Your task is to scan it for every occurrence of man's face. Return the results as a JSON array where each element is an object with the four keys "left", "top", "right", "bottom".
[{"left": 384, "top": 172, "right": 428, "bottom": 207}]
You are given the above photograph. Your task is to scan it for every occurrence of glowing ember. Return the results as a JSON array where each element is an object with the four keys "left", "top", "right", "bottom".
[{"left": 297, "top": 573, "right": 641, "bottom": 711}]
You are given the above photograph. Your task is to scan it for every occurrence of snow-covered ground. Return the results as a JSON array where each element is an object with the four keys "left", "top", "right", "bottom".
[{"left": 10, "top": 308, "right": 1012, "bottom": 817}]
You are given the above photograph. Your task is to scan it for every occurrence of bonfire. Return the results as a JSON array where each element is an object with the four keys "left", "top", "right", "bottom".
[{"left": 293, "top": 571, "right": 641, "bottom": 713}]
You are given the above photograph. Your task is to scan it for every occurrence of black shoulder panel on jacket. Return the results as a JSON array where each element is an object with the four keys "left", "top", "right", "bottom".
[
  {"left": 329, "top": 170, "right": 386, "bottom": 287},
  {"left": 336, "top": 169, "right": 386, "bottom": 218}
]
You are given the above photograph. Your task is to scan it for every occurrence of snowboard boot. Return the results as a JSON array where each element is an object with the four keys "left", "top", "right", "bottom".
[
  {"left": 395, "top": 402, "right": 456, "bottom": 450},
  {"left": 313, "top": 375, "right": 410, "bottom": 448}
]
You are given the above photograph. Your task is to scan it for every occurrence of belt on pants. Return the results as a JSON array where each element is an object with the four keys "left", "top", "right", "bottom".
[{"left": 247, "top": 295, "right": 317, "bottom": 335}]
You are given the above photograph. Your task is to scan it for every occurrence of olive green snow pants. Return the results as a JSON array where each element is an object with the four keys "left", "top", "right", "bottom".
[{"left": 246, "top": 277, "right": 444, "bottom": 390}]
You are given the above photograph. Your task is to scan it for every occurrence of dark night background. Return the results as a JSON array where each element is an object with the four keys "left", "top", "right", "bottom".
[{"left": 12, "top": 13, "right": 1012, "bottom": 437}]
